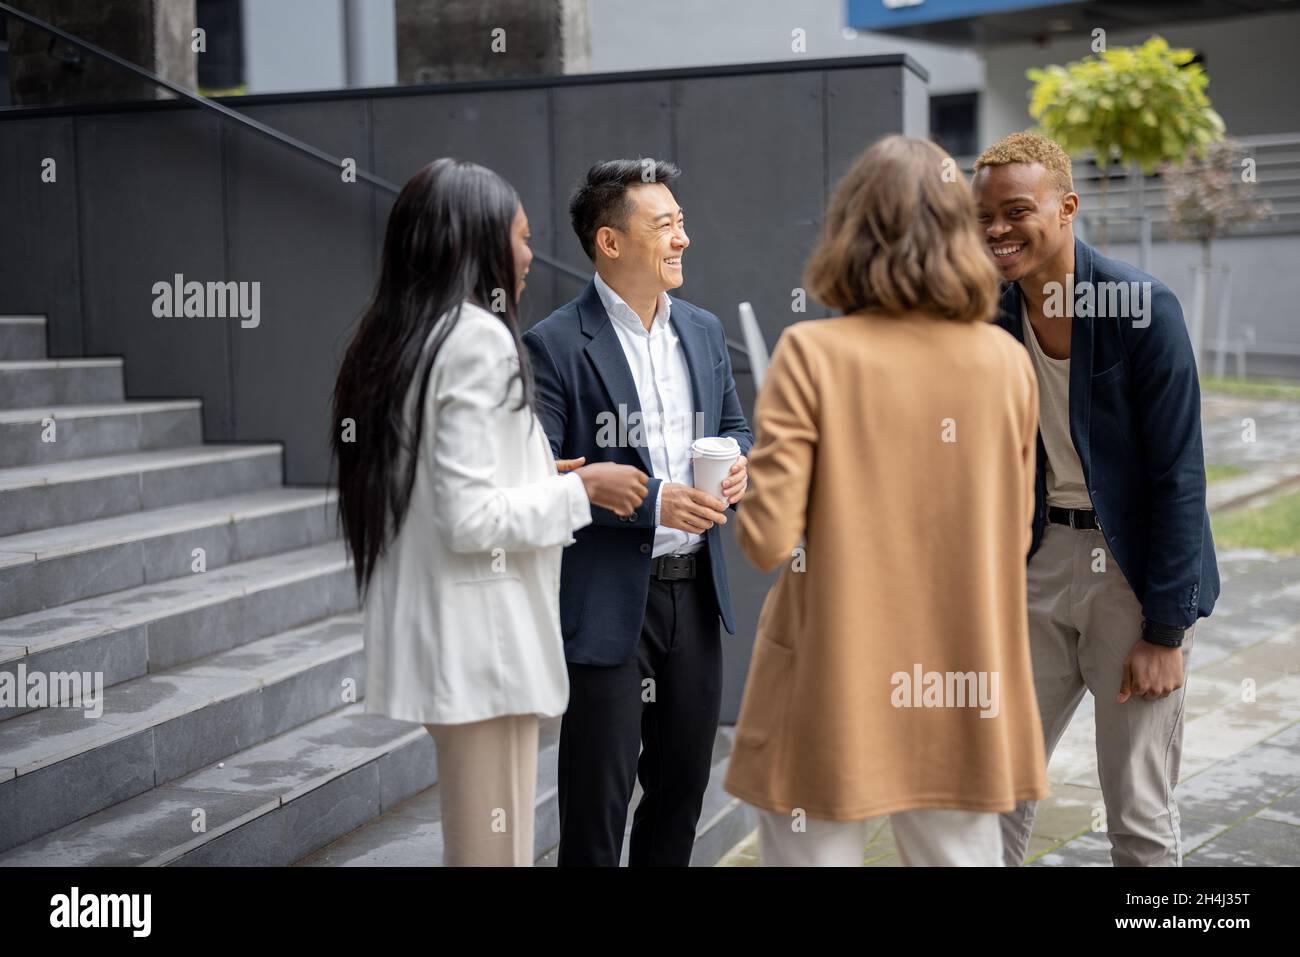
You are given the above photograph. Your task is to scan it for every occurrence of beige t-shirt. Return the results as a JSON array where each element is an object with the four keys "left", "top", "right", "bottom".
[{"left": 1022, "top": 301, "right": 1093, "bottom": 509}]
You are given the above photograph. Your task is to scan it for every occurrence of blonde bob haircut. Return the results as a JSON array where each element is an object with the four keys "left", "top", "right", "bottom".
[{"left": 805, "top": 135, "right": 1000, "bottom": 324}]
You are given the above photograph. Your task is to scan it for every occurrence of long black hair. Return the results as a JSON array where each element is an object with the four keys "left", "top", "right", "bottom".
[{"left": 331, "top": 158, "right": 534, "bottom": 596}]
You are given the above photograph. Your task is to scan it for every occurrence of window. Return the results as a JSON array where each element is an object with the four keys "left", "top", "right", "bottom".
[
  {"left": 196, "top": 0, "right": 244, "bottom": 95},
  {"left": 930, "top": 92, "right": 978, "bottom": 159}
]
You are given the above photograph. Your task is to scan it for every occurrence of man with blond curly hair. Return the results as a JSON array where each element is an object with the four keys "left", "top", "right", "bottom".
[{"left": 972, "top": 131, "right": 1219, "bottom": 867}]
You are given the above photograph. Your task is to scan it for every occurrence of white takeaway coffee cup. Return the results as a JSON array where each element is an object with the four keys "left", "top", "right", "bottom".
[{"left": 690, "top": 436, "right": 741, "bottom": 506}]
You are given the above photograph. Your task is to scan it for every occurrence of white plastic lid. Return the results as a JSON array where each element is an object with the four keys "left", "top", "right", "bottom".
[{"left": 691, "top": 436, "right": 740, "bottom": 458}]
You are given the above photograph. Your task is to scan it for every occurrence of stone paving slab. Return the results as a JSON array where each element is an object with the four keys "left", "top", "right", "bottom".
[
  {"left": 1186, "top": 815, "right": 1300, "bottom": 867},
  {"left": 1178, "top": 736, "right": 1300, "bottom": 827},
  {"left": 1257, "top": 786, "right": 1300, "bottom": 827}
]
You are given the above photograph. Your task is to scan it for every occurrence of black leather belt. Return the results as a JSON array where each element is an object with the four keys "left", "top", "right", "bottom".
[
  {"left": 650, "top": 553, "right": 697, "bottom": 581},
  {"left": 1048, "top": 505, "right": 1101, "bottom": 530}
]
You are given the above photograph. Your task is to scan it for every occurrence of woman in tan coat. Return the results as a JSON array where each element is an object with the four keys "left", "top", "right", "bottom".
[{"left": 723, "top": 135, "right": 1049, "bottom": 866}]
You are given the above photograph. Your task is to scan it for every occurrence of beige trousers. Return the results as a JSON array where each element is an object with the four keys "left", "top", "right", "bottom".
[
  {"left": 758, "top": 807, "right": 1003, "bottom": 866},
  {"left": 1000, "top": 523, "right": 1194, "bottom": 867},
  {"left": 425, "top": 713, "right": 538, "bottom": 867}
]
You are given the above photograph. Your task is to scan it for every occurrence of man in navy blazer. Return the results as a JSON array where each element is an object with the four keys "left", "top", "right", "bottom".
[
  {"left": 523, "top": 159, "right": 753, "bottom": 866},
  {"left": 973, "top": 132, "right": 1219, "bottom": 867}
]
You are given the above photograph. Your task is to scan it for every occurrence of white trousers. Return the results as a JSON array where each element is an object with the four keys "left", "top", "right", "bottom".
[
  {"left": 757, "top": 807, "right": 1004, "bottom": 867},
  {"left": 425, "top": 714, "right": 538, "bottom": 867}
]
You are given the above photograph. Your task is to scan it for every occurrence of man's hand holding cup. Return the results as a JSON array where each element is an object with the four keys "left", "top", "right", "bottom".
[
  {"left": 659, "top": 436, "right": 745, "bottom": 533},
  {"left": 660, "top": 483, "right": 728, "bottom": 533}
]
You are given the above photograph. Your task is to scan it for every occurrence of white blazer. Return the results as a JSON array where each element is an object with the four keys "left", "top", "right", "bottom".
[{"left": 362, "top": 301, "right": 591, "bottom": 725}]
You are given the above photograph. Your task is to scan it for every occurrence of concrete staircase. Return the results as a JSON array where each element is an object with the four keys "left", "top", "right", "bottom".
[{"left": 0, "top": 315, "right": 752, "bottom": 866}]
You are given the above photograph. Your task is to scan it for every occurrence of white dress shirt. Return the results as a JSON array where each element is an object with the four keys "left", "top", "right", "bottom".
[{"left": 593, "top": 271, "right": 702, "bottom": 558}]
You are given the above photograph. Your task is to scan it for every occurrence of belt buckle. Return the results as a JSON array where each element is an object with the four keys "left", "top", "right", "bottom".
[
  {"left": 1069, "top": 509, "right": 1079, "bottom": 530},
  {"left": 667, "top": 553, "right": 692, "bottom": 580}
]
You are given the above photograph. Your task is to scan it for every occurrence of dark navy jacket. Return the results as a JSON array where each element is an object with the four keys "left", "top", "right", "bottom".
[
  {"left": 522, "top": 280, "right": 754, "bottom": 666},
  {"left": 995, "top": 238, "right": 1219, "bottom": 630}
]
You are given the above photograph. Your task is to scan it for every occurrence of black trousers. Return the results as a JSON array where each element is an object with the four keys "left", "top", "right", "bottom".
[{"left": 556, "top": 557, "right": 723, "bottom": 867}]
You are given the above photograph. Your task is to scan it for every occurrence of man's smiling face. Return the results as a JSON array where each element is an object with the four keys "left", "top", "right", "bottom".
[
  {"left": 619, "top": 182, "right": 689, "bottom": 292},
  {"left": 971, "top": 161, "right": 1077, "bottom": 284}
]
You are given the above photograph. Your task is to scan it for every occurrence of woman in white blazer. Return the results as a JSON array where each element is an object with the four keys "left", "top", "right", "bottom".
[{"left": 331, "top": 159, "right": 648, "bottom": 866}]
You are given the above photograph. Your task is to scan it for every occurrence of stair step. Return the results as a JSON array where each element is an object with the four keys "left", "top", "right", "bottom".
[
  {"left": 0, "top": 400, "right": 202, "bottom": 468},
  {"left": 0, "top": 703, "right": 434, "bottom": 866},
  {"left": 0, "top": 444, "right": 283, "bottom": 537},
  {"left": 0, "top": 486, "right": 338, "bottom": 620},
  {"left": 0, "top": 317, "right": 46, "bottom": 361},
  {"left": 0, "top": 614, "right": 364, "bottom": 855},
  {"left": 0, "top": 358, "right": 123, "bottom": 409},
  {"left": 0, "top": 541, "right": 356, "bottom": 718}
]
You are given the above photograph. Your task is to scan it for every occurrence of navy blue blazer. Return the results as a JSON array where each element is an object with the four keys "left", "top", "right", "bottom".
[
  {"left": 522, "top": 279, "right": 754, "bottom": 666},
  {"left": 995, "top": 238, "right": 1219, "bottom": 630}
]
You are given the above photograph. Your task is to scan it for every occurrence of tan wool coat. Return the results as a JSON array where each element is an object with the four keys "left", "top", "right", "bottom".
[{"left": 724, "top": 312, "right": 1050, "bottom": 821}]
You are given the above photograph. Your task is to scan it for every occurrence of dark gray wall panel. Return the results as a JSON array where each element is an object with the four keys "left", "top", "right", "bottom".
[
  {"left": 0, "top": 116, "right": 82, "bottom": 356},
  {"left": 224, "top": 100, "right": 376, "bottom": 484},
  {"left": 75, "top": 110, "right": 232, "bottom": 438},
  {"left": 548, "top": 80, "right": 674, "bottom": 290},
  {"left": 903, "top": 66, "right": 930, "bottom": 139},
  {"left": 369, "top": 89, "right": 562, "bottom": 327},
  {"left": 827, "top": 65, "right": 909, "bottom": 188},
  {"left": 672, "top": 70, "right": 830, "bottom": 381}
]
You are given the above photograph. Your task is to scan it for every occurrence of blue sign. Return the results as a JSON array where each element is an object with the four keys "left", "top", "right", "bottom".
[{"left": 847, "top": 0, "right": 1086, "bottom": 31}]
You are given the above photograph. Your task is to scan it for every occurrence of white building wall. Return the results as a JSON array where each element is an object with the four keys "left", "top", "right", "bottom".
[
  {"left": 242, "top": 0, "right": 348, "bottom": 94},
  {"left": 586, "top": 0, "right": 984, "bottom": 94}
]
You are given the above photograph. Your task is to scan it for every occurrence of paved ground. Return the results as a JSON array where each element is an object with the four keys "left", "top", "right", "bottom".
[{"left": 720, "top": 390, "right": 1300, "bottom": 866}]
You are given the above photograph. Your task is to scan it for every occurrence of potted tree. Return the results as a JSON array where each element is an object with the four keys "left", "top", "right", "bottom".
[{"left": 1027, "top": 35, "right": 1224, "bottom": 258}]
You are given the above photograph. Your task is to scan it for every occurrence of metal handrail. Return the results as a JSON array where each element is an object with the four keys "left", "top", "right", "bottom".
[{"left": 0, "top": 1, "right": 591, "bottom": 284}]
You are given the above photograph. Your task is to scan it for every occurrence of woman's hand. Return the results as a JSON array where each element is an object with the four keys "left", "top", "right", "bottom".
[{"left": 576, "top": 462, "right": 650, "bottom": 516}]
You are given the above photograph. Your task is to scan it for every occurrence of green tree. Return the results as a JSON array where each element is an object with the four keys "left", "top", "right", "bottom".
[{"left": 1027, "top": 36, "right": 1225, "bottom": 241}]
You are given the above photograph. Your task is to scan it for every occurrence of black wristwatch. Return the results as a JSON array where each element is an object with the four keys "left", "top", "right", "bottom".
[{"left": 1141, "top": 619, "right": 1186, "bottom": 648}]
